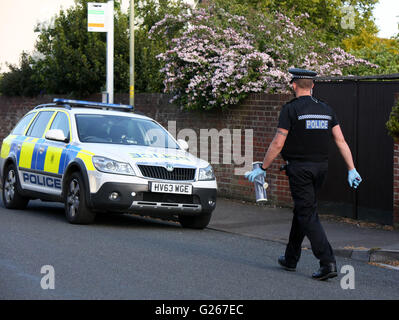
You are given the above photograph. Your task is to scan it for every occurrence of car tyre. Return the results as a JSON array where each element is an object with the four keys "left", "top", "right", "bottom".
[
  {"left": 178, "top": 212, "right": 212, "bottom": 229},
  {"left": 2, "top": 163, "right": 29, "bottom": 209},
  {"left": 64, "top": 172, "right": 96, "bottom": 224}
]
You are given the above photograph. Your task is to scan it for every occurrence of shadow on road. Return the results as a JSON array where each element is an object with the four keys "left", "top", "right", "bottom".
[
  {"left": 94, "top": 212, "right": 181, "bottom": 230},
  {"left": 0, "top": 198, "right": 182, "bottom": 230}
]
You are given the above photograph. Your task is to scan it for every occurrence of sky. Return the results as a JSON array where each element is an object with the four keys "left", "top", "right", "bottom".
[
  {"left": 0, "top": 0, "right": 397, "bottom": 72},
  {"left": 374, "top": 0, "right": 399, "bottom": 38}
]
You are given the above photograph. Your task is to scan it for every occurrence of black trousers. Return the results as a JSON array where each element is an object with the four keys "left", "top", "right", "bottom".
[{"left": 284, "top": 161, "right": 336, "bottom": 266}]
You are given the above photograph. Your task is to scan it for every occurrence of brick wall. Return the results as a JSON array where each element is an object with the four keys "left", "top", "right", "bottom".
[
  {"left": 0, "top": 96, "right": 54, "bottom": 140},
  {"left": 0, "top": 93, "right": 293, "bottom": 206},
  {"left": 132, "top": 93, "right": 294, "bottom": 206}
]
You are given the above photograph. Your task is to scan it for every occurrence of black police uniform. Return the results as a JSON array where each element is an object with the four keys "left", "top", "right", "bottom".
[{"left": 278, "top": 94, "right": 338, "bottom": 267}]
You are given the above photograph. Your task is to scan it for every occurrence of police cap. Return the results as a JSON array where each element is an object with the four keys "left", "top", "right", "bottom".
[{"left": 288, "top": 68, "right": 317, "bottom": 83}]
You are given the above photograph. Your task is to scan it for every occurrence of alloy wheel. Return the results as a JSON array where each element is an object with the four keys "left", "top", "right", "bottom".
[
  {"left": 4, "top": 169, "right": 16, "bottom": 203},
  {"left": 67, "top": 179, "right": 80, "bottom": 218}
]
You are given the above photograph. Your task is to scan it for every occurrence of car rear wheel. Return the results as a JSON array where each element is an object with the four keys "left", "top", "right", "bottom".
[
  {"left": 2, "top": 164, "right": 29, "bottom": 209},
  {"left": 178, "top": 212, "right": 212, "bottom": 229},
  {"left": 65, "top": 172, "right": 96, "bottom": 224}
]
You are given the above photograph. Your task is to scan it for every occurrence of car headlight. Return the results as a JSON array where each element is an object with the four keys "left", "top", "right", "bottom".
[
  {"left": 92, "top": 156, "right": 135, "bottom": 176},
  {"left": 198, "top": 165, "right": 215, "bottom": 181}
]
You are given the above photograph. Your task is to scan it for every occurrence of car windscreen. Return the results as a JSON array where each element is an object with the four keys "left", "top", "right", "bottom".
[{"left": 75, "top": 114, "right": 180, "bottom": 149}]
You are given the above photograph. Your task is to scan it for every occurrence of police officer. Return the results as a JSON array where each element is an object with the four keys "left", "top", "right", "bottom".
[{"left": 245, "top": 68, "right": 362, "bottom": 280}]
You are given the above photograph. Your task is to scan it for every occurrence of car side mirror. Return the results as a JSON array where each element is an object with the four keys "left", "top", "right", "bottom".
[
  {"left": 177, "top": 139, "right": 189, "bottom": 151},
  {"left": 45, "top": 129, "right": 68, "bottom": 143}
]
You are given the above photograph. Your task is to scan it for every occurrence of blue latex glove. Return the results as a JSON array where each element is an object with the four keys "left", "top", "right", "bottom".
[
  {"left": 348, "top": 168, "right": 362, "bottom": 189},
  {"left": 245, "top": 167, "right": 266, "bottom": 182}
]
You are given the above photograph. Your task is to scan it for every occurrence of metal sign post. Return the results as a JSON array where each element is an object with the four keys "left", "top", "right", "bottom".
[
  {"left": 129, "top": 0, "right": 135, "bottom": 107},
  {"left": 106, "top": 0, "right": 114, "bottom": 104},
  {"left": 88, "top": 1, "right": 114, "bottom": 103}
]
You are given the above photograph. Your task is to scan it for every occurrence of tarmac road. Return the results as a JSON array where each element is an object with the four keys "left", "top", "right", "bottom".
[{"left": 0, "top": 199, "right": 398, "bottom": 300}]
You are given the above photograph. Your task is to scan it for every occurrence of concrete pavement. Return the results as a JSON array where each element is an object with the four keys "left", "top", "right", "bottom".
[{"left": 209, "top": 198, "right": 399, "bottom": 264}]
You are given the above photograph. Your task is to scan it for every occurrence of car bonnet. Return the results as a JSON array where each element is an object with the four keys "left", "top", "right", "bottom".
[{"left": 79, "top": 143, "right": 209, "bottom": 169}]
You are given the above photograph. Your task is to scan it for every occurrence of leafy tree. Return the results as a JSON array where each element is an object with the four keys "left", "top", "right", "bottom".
[
  {"left": 0, "top": 52, "right": 41, "bottom": 96},
  {"left": 152, "top": 6, "right": 376, "bottom": 110},
  {"left": 386, "top": 99, "right": 399, "bottom": 140},
  {"left": 343, "top": 28, "right": 399, "bottom": 74},
  {"left": 0, "top": 0, "right": 387, "bottom": 98},
  {"left": 0, "top": 0, "right": 189, "bottom": 96},
  {"left": 347, "top": 41, "right": 399, "bottom": 74},
  {"left": 134, "top": 0, "right": 190, "bottom": 93},
  {"left": 32, "top": 0, "right": 129, "bottom": 96},
  {"left": 210, "top": 0, "right": 379, "bottom": 45}
]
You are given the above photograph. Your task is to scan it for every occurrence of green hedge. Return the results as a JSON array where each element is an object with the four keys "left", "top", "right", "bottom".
[{"left": 386, "top": 98, "right": 399, "bottom": 140}]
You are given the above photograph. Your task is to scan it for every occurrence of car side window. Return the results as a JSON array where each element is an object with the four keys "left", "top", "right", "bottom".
[
  {"left": 12, "top": 112, "right": 37, "bottom": 135},
  {"left": 26, "top": 111, "right": 54, "bottom": 138},
  {"left": 50, "top": 112, "right": 70, "bottom": 140}
]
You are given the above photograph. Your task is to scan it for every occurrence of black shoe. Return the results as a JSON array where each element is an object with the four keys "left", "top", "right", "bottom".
[
  {"left": 312, "top": 263, "right": 338, "bottom": 281},
  {"left": 278, "top": 256, "right": 296, "bottom": 271}
]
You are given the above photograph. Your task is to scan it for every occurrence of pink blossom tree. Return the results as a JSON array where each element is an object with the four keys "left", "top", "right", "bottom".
[{"left": 150, "top": 6, "right": 377, "bottom": 110}]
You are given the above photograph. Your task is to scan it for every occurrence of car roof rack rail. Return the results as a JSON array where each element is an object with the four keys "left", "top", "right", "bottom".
[
  {"left": 52, "top": 98, "right": 134, "bottom": 112},
  {"left": 34, "top": 103, "right": 70, "bottom": 110}
]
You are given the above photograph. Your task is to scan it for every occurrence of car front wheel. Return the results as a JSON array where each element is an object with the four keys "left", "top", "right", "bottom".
[
  {"left": 2, "top": 164, "right": 29, "bottom": 209},
  {"left": 65, "top": 172, "right": 96, "bottom": 224}
]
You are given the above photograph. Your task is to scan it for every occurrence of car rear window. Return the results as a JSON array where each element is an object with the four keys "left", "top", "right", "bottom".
[
  {"left": 12, "top": 112, "right": 37, "bottom": 135},
  {"left": 26, "top": 111, "right": 54, "bottom": 138}
]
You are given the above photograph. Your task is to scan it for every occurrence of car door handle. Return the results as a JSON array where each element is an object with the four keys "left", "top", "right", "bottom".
[
  {"left": 39, "top": 147, "right": 45, "bottom": 153},
  {"left": 17, "top": 144, "right": 22, "bottom": 151}
]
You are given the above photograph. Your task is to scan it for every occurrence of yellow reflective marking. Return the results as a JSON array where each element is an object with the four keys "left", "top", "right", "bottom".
[
  {"left": 80, "top": 149, "right": 95, "bottom": 156},
  {"left": 44, "top": 146, "right": 63, "bottom": 173},
  {"left": 19, "top": 138, "right": 39, "bottom": 169},
  {"left": 0, "top": 135, "right": 16, "bottom": 159},
  {"left": 76, "top": 152, "right": 95, "bottom": 171}
]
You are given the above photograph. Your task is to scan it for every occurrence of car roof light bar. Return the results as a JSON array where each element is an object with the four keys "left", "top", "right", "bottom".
[{"left": 53, "top": 98, "right": 134, "bottom": 111}]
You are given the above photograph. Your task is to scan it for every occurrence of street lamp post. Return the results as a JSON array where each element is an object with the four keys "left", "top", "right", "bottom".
[{"left": 129, "top": 0, "right": 135, "bottom": 107}]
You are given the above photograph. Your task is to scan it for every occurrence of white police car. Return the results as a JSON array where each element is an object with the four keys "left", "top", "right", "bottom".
[{"left": 0, "top": 99, "right": 217, "bottom": 228}]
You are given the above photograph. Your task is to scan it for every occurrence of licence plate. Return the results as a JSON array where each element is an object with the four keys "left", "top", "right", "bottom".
[{"left": 150, "top": 182, "right": 192, "bottom": 195}]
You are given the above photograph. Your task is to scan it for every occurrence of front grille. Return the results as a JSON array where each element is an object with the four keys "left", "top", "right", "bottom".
[
  {"left": 142, "top": 192, "right": 200, "bottom": 204},
  {"left": 138, "top": 165, "right": 196, "bottom": 181}
]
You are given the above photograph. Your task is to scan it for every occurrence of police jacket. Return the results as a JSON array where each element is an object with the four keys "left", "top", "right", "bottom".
[{"left": 278, "top": 96, "right": 339, "bottom": 162}]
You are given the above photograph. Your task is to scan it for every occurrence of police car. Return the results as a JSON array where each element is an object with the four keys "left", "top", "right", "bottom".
[{"left": 0, "top": 99, "right": 217, "bottom": 228}]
